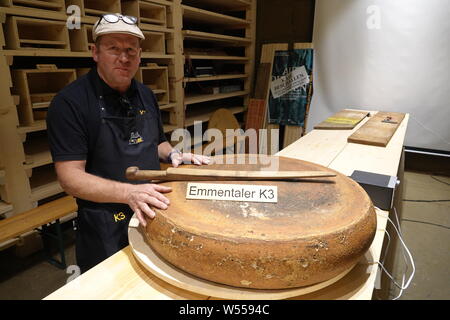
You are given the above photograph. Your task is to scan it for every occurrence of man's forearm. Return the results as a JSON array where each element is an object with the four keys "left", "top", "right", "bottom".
[
  {"left": 158, "top": 141, "right": 174, "bottom": 162},
  {"left": 58, "top": 167, "right": 130, "bottom": 204}
]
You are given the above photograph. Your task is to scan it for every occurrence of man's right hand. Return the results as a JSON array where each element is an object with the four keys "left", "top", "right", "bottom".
[{"left": 124, "top": 183, "right": 172, "bottom": 227}]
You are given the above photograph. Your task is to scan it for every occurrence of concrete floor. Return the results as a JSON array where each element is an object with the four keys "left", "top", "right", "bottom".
[{"left": 0, "top": 171, "right": 448, "bottom": 300}]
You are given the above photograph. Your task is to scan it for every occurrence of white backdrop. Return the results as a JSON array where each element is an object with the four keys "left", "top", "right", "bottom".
[{"left": 309, "top": 0, "right": 450, "bottom": 151}]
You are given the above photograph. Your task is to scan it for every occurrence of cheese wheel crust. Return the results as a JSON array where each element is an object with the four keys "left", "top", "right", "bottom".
[{"left": 145, "top": 155, "right": 376, "bottom": 289}]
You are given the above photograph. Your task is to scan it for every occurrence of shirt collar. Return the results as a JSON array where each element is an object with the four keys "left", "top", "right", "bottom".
[{"left": 93, "top": 67, "right": 137, "bottom": 98}]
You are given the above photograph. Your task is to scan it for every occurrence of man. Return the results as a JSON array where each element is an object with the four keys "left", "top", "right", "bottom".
[{"left": 47, "top": 13, "right": 209, "bottom": 273}]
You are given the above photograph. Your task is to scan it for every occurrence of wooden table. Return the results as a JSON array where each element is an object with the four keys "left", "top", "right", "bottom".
[{"left": 44, "top": 110, "right": 409, "bottom": 300}]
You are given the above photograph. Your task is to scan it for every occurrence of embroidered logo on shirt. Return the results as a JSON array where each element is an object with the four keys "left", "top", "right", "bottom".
[
  {"left": 114, "top": 212, "right": 126, "bottom": 222},
  {"left": 129, "top": 131, "right": 144, "bottom": 145}
]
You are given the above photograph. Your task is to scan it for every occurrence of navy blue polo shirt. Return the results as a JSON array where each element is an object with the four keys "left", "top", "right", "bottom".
[{"left": 47, "top": 67, "right": 167, "bottom": 163}]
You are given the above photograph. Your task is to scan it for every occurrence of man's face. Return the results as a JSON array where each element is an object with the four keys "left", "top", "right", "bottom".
[{"left": 92, "top": 33, "right": 141, "bottom": 92}]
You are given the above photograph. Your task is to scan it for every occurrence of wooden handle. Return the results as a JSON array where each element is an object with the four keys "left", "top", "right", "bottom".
[
  {"left": 126, "top": 166, "right": 167, "bottom": 180},
  {"left": 126, "top": 166, "right": 336, "bottom": 181}
]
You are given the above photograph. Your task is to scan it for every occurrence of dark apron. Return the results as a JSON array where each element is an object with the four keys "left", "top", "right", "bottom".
[{"left": 75, "top": 92, "right": 161, "bottom": 273}]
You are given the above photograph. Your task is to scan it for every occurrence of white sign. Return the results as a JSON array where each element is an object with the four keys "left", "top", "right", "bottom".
[
  {"left": 270, "top": 65, "right": 310, "bottom": 99},
  {"left": 186, "top": 183, "right": 278, "bottom": 203}
]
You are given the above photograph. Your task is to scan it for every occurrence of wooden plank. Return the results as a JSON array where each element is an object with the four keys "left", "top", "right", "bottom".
[
  {"left": 0, "top": 200, "right": 13, "bottom": 216},
  {"left": 348, "top": 111, "right": 406, "bottom": 147},
  {"left": 276, "top": 111, "right": 378, "bottom": 167},
  {"left": 184, "top": 90, "right": 249, "bottom": 105},
  {"left": 283, "top": 126, "right": 303, "bottom": 148},
  {"left": 314, "top": 109, "right": 370, "bottom": 130},
  {"left": 259, "top": 44, "right": 288, "bottom": 154},
  {"left": 185, "top": 106, "right": 244, "bottom": 127},
  {"left": 140, "top": 1, "right": 167, "bottom": 27},
  {"left": 182, "top": 30, "right": 251, "bottom": 45},
  {"left": 4, "top": 16, "right": 70, "bottom": 51},
  {"left": 282, "top": 43, "right": 314, "bottom": 148},
  {"left": 13, "top": 0, "right": 64, "bottom": 10},
  {"left": 182, "top": 4, "right": 250, "bottom": 26},
  {"left": 185, "top": 54, "right": 248, "bottom": 61},
  {"left": 184, "top": 74, "right": 248, "bottom": 83},
  {"left": 181, "top": 0, "right": 250, "bottom": 11},
  {"left": 0, "top": 195, "right": 77, "bottom": 243},
  {"left": 0, "top": 54, "right": 32, "bottom": 212},
  {"left": 331, "top": 114, "right": 409, "bottom": 176},
  {"left": 244, "top": 98, "right": 265, "bottom": 131},
  {"left": 253, "top": 62, "right": 271, "bottom": 99},
  {"left": 44, "top": 246, "right": 209, "bottom": 300}
]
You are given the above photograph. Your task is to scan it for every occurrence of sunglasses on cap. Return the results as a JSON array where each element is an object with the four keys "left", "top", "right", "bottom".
[{"left": 96, "top": 13, "right": 138, "bottom": 29}]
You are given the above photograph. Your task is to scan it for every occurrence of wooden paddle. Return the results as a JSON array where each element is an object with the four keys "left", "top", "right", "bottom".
[{"left": 126, "top": 166, "right": 336, "bottom": 181}]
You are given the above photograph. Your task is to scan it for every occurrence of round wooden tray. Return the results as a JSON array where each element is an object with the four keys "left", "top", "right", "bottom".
[{"left": 128, "top": 222, "right": 356, "bottom": 300}]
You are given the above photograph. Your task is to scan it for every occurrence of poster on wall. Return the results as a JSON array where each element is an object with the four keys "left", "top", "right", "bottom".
[{"left": 268, "top": 49, "right": 313, "bottom": 127}]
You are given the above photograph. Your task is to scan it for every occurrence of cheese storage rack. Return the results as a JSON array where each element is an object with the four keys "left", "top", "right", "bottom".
[{"left": 0, "top": 0, "right": 256, "bottom": 217}]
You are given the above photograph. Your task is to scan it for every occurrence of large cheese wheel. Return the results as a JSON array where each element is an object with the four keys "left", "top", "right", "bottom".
[{"left": 144, "top": 155, "right": 376, "bottom": 289}]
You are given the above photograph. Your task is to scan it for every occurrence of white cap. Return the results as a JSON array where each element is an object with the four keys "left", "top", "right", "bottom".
[{"left": 93, "top": 14, "right": 145, "bottom": 41}]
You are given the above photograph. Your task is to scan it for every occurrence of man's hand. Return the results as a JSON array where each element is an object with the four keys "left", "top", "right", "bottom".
[
  {"left": 124, "top": 183, "right": 172, "bottom": 227},
  {"left": 171, "top": 152, "right": 210, "bottom": 168}
]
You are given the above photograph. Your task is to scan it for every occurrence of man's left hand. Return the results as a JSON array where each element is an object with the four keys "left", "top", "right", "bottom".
[{"left": 171, "top": 152, "right": 210, "bottom": 168}]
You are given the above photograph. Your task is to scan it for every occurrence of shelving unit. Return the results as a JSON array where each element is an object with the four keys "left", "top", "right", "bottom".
[
  {"left": 181, "top": 0, "right": 256, "bottom": 150},
  {"left": 0, "top": 0, "right": 185, "bottom": 216},
  {"left": 0, "top": 0, "right": 255, "bottom": 216}
]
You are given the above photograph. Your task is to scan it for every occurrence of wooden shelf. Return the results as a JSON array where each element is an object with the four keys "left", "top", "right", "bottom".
[
  {"left": 185, "top": 90, "right": 249, "bottom": 105},
  {"left": 0, "top": 0, "right": 253, "bottom": 216},
  {"left": 182, "top": 0, "right": 251, "bottom": 11},
  {"left": 30, "top": 181, "right": 62, "bottom": 202},
  {"left": 12, "top": 0, "right": 63, "bottom": 9},
  {"left": 29, "top": 164, "right": 62, "bottom": 202},
  {"left": 146, "top": 0, "right": 173, "bottom": 6},
  {"left": 185, "top": 105, "right": 244, "bottom": 127},
  {"left": 163, "top": 124, "right": 178, "bottom": 133},
  {"left": 23, "top": 150, "right": 51, "bottom": 170},
  {"left": 184, "top": 73, "right": 248, "bottom": 83},
  {"left": 0, "top": 50, "right": 175, "bottom": 59},
  {"left": 23, "top": 131, "right": 51, "bottom": 170},
  {"left": 159, "top": 102, "right": 176, "bottom": 110},
  {"left": 183, "top": 30, "right": 251, "bottom": 45},
  {"left": 0, "top": 200, "right": 13, "bottom": 216},
  {"left": 17, "top": 120, "right": 46, "bottom": 134},
  {"left": 182, "top": 5, "right": 250, "bottom": 26},
  {"left": 185, "top": 54, "right": 248, "bottom": 62}
]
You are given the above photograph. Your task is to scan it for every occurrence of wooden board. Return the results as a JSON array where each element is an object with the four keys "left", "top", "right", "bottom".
[
  {"left": 282, "top": 43, "right": 314, "bottom": 148},
  {"left": 204, "top": 108, "right": 242, "bottom": 155},
  {"left": 348, "top": 111, "right": 406, "bottom": 147},
  {"left": 245, "top": 98, "right": 265, "bottom": 131},
  {"left": 0, "top": 195, "right": 77, "bottom": 243},
  {"left": 314, "top": 109, "right": 369, "bottom": 130},
  {"left": 142, "top": 154, "right": 377, "bottom": 290},
  {"left": 128, "top": 222, "right": 356, "bottom": 300}
]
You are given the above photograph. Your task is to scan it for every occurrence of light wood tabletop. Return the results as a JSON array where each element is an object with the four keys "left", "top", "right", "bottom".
[{"left": 45, "top": 110, "right": 409, "bottom": 300}]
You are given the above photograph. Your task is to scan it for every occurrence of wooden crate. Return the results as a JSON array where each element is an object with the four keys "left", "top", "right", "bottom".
[
  {"left": 0, "top": 0, "right": 65, "bottom": 13},
  {"left": 23, "top": 130, "right": 52, "bottom": 184},
  {"left": 135, "top": 63, "right": 169, "bottom": 106},
  {"left": 66, "top": 0, "right": 121, "bottom": 22},
  {"left": 4, "top": 16, "right": 70, "bottom": 50},
  {"left": 122, "top": 0, "right": 167, "bottom": 29},
  {"left": 141, "top": 30, "right": 165, "bottom": 54},
  {"left": 69, "top": 24, "right": 95, "bottom": 52},
  {"left": 11, "top": 65, "right": 76, "bottom": 126},
  {"left": 28, "top": 163, "right": 62, "bottom": 202}
]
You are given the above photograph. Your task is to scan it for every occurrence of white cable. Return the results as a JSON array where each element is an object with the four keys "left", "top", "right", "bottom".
[
  {"left": 409, "top": 114, "right": 450, "bottom": 147},
  {"left": 380, "top": 228, "right": 391, "bottom": 265},
  {"left": 391, "top": 207, "right": 411, "bottom": 300},
  {"left": 371, "top": 207, "right": 416, "bottom": 296}
]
